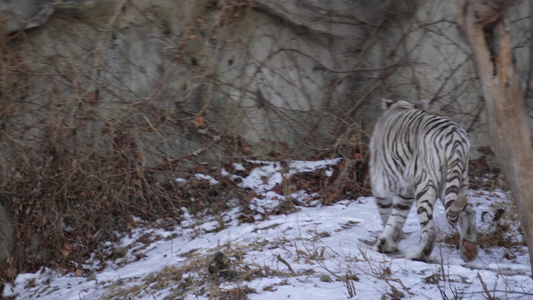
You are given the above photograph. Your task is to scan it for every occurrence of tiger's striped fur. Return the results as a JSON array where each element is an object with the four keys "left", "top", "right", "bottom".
[{"left": 369, "top": 99, "right": 477, "bottom": 262}]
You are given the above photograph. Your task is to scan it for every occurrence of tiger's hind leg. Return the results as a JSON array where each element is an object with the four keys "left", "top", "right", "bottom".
[
  {"left": 454, "top": 182, "right": 478, "bottom": 261},
  {"left": 443, "top": 172, "right": 478, "bottom": 261},
  {"left": 374, "top": 194, "right": 414, "bottom": 254},
  {"left": 407, "top": 184, "right": 437, "bottom": 262},
  {"left": 458, "top": 204, "right": 477, "bottom": 261}
]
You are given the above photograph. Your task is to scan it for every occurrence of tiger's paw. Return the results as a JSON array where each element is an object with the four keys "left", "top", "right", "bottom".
[
  {"left": 373, "top": 236, "right": 398, "bottom": 254},
  {"left": 459, "top": 240, "right": 478, "bottom": 262}
]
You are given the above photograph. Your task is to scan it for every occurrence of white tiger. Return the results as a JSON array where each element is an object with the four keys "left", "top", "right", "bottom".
[{"left": 369, "top": 99, "right": 477, "bottom": 262}]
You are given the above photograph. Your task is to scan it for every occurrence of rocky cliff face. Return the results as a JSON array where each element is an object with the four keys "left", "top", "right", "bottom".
[
  {"left": 0, "top": 0, "right": 530, "bottom": 263},
  {"left": 1, "top": 0, "right": 516, "bottom": 165}
]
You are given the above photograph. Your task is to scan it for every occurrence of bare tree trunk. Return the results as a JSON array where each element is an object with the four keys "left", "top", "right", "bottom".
[{"left": 450, "top": 0, "right": 533, "bottom": 272}]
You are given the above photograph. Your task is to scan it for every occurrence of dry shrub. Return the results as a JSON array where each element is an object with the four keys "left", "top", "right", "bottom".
[
  {"left": 0, "top": 109, "right": 371, "bottom": 284},
  {"left": 0, "top": 121, "right": 250, "bottom": 281},
  {"left": 0, "top": 7, "right": 249, "bottom": 283},
  {"left": 2, "top": 124, "right": 168, "bottom": 274},
  {"left": 319, "top": 123, "right": 371, "bottom": 205}
]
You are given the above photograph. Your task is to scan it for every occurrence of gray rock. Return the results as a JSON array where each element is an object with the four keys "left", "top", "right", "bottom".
[{"left": 0, "top": 0, "right": 55, "bottom": 32}]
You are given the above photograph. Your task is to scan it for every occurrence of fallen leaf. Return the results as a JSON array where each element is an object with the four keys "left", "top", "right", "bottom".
[
  {"left": 88, "top": 92, "right": 98, "bottom": 104},
  {"left": 242, "top": 146, "right": 252, "bottom": 155},
  {"left": 271, "top": 183, "right": 283, "bottom": 195},
  {"left": 135, "top": 253, "right": 148, "bottom": 260},
  {"left": 61, "top": 243, "right": 72, "bottom": 257},
  {"left": 5, "top": 264, "right": 17, "bottom": 278},
  {"left": 194, "top": 116, "right": 205, "bottom": 128}
]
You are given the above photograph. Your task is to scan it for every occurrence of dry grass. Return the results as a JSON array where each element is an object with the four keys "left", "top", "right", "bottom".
[{"left": 97, "top": 239, "right": 293, "bottom": 300}]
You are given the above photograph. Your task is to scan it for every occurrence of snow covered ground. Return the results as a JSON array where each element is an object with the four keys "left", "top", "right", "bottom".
[{"left": 3, "top": 159, "right": 532, "bottom": 299}]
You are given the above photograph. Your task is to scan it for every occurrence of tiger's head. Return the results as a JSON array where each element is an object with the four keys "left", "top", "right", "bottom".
[{"left": 381, "top": 98, "right": 430, "bottom": 111}]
